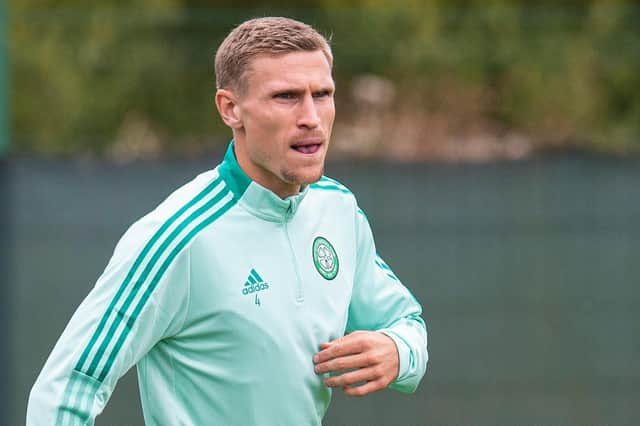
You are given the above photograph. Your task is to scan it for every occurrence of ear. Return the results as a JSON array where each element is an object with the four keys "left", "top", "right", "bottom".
[{"left": 215, "top": 89, "right": 243, "bottom": 129}]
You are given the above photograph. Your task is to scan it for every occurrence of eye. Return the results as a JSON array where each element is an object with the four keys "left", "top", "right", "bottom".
[
  {"left": 313, "top": 90, "right": 332, "bottom": 98},
  {"left": 273, "top": 92, "right": 296, "bottom": 100}
]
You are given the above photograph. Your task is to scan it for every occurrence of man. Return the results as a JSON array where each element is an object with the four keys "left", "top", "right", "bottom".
[{"left": 27, "top": 17, "right": 428, "bottom": 425}]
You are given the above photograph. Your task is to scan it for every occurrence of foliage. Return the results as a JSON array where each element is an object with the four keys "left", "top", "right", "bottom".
[{"left": 9, "top": 1, "right": 640, "bottom": 158}]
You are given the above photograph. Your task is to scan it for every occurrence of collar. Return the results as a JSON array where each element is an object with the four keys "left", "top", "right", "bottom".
[{"left": 218, "top": 141, "right": 309, "bottom": 222}]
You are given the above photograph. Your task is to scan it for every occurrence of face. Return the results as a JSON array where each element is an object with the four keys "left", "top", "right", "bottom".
[{"left": 222, "top": 50, "right": 335, "bottom": 198}]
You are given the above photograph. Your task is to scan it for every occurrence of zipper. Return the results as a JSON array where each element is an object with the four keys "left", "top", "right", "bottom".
[{"left": 284, "top": 204, "right": 304, "bottom": 303}]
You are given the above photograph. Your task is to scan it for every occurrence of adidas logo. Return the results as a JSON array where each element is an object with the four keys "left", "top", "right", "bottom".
[{"left": 242, "top": 268, "right": 269, "bottom": 295}]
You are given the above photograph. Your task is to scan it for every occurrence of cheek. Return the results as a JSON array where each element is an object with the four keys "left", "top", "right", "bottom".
[
  {"left": 246, "top": 110, "right": 290, "bottom": 138},
  {"left": 321, "top": 103, "right": 336, "bottom": 124}
]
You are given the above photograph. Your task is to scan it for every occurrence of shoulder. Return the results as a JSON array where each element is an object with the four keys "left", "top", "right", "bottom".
[
  {"left": 309, "top": 176, "right": 355, "bottom": 201},
  {"left": 310, "top": 175, "right": 370, "bottom": 213},
  {"left": 110, "top": 168, "right": 234, "bottom": 262},
  {"left": 153, "top": 169, "right": 224, "bottom": 219},
  {"left": 309, "top": 176, "right": 357, "bottom": 212},
  {"left": 309, "top": 176, "right": 373, "bottom": 228},
  {"left": 308, "top": 175, "right": 370, "bottom": 219}
]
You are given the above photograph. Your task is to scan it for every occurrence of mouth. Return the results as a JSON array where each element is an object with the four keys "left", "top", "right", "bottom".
[{"left": 291, "top": 139, "right": 323, "bottom": 155}]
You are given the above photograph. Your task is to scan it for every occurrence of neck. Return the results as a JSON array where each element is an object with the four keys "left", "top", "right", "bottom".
[{"left": 232, "top": 139, "right": 300, "bottom": 199}]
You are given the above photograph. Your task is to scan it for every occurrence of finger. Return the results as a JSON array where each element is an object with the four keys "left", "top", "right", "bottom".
[
  {"left": 319, "top": 342, "right": 331, "bottom": 350},
  {"left": 323, "top": 367, "right": 376, "bottom": 388},
  {"left": 313, "top": 333, "right": 368, "bottom": 364},
  {"left": 314, "top": 352, "right": 369, "bottom": 374},
  {"left": 343, "top": 379, "right": 385, "bottom": 397}
]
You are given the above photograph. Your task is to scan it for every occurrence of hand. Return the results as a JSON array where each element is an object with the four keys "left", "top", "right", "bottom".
[{"left": 312, "top": 331, "right": 399, "bottom": 397}]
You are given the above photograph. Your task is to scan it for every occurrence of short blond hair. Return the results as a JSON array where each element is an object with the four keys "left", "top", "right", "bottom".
[{"left": 215, "top": 17, "right": 333, "bottom": 92}]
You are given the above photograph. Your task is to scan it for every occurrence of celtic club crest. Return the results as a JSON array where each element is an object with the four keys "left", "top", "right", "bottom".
[{"left": 312, "top": 236, "right": 339, "bottom": 280}]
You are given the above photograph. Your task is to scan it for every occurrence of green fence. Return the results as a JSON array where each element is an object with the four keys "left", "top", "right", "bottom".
[{"left": 10, "top": 154, "right": 640, "bottom": 425}]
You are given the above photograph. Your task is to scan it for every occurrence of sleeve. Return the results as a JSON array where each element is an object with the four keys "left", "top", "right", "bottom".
[
  {"left": 26, "top": 221, "right": 191, "bottom": 425},
  {"left": 346, "top": 206, "right": 428, "bottom": 393}
]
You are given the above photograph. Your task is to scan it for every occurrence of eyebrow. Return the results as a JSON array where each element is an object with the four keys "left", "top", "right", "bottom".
[
  {"left": 268, "top": 84, "right": 334, "bottom": 95},
  {"left": 271, "top": 88, "right": 305, "bottom": 95}
]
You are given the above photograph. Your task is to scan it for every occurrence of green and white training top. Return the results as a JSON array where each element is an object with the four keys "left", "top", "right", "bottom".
[{"left": 27, "top": 142, "right": 428, "bottom": 425}]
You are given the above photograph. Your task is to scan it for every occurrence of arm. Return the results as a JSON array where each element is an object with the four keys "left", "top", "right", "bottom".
[
  {"left": 314, "top": 207, "right": 428, "bottom": 395},
  {"left": 27, "top": 224, "right": 190, "bottom": 425}
]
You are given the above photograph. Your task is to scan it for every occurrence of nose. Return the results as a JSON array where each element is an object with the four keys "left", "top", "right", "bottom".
[{"left": 297, "top": 94, "right": 321, "bottom": 129}]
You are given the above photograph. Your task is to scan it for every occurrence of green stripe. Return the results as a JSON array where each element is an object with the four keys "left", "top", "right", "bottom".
[
  {"left": 375, "top": 258, "right": 392, "bottom": 272},
  {"left": 310, "top": 183, "right": 351, "bottom": 194},
  {"left": 219, "top": 141, "right": 251, "bottom": 199},
  {"left": 248, "top": 274, "right": 257, "bottom": 285},
  {"left": 86, "top": 186, "right": 230, "bottom": 378},
  {"left": 75, "top": 176, "right": 223, "bottom": 373},
  {"left": 320, "top": 176, "right": 347, "bottom": 188},
  {"left": 56, "top": 370, "right": 101, "bottom": 424},
  {"left": 58, "top": 373, "right": 80, "bottom": 424},
  {"left": 376, "top": 257, "right": 400, "bottom": 281},
  {"left": 357, "top": 207, "right": 368, "bottom": 220},
  {"left": 97, "top": 194, "right": 237, "bottom": 381},
  {"left": 320, "top": 177, "right": 352, "bottom": 193},
  {"left": 251, "top": 268, "right": 263, "bottom": 282}
]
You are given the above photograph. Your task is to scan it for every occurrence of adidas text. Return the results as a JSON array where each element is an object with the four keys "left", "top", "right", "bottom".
[{"left": 242, "top": 283, "right": 269, "bottom": 295}]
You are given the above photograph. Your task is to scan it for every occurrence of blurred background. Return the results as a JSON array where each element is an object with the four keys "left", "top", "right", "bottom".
[{"left": 3, "top": 1, "right": 640, "bottom": 425}]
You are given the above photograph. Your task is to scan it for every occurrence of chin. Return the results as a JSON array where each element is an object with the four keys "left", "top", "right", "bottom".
[
  {"left": 301, "top": 174, "right": 323, "bottom": 186},
  {"left": 283, "top": 167, "right": 324, "bottom": 187}
]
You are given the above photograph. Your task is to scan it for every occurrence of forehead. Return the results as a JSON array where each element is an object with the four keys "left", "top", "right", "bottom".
[{"left": 243, "top": 50, "right": 334, "bottom": 93}]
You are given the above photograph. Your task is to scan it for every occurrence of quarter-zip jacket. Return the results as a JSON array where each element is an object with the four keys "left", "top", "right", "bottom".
[{"left": 27, "top": 142, "right": 428, "bottom": 425}]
